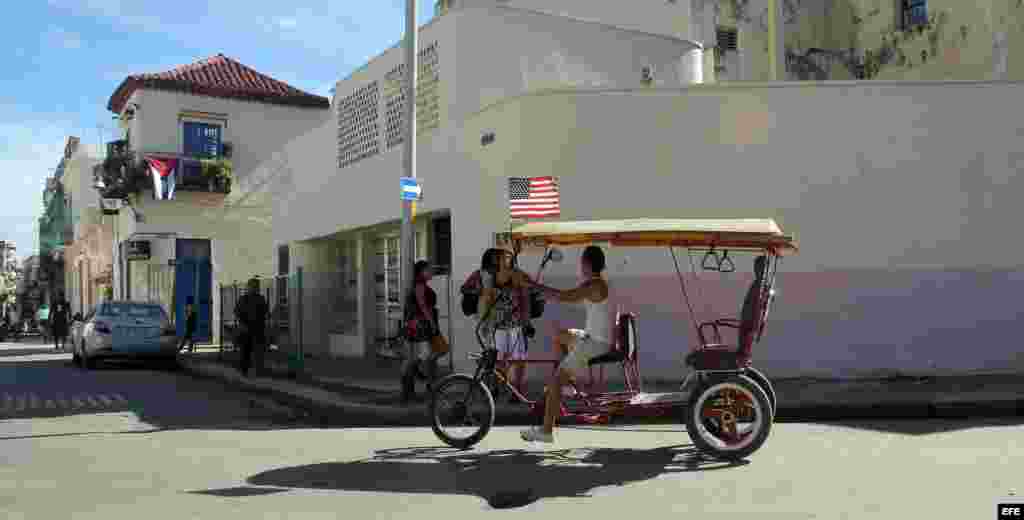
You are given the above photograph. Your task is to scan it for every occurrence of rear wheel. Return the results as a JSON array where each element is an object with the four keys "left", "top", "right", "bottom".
[
  {"left": 744, "top": 367, "right": 777, "bottom": 419},
  {"left": 685, "top": 374, "right": 772, "bottom": 461},
  {"left": 430, "top": 374, "right": 495, "bottom": 450}
]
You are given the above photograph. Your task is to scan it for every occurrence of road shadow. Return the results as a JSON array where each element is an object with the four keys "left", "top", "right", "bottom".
[
  {"left": 242, "top": 444, "right": 747, "bottom": 509},
  {"left": 807, "top": 416, "right": 1024, "bottom": 436},
  {"left": 0, "top": 357, "right": 311, "bottom": 432}
]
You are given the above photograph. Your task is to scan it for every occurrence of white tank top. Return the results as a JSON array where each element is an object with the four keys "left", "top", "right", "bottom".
[{"left": 583, "top": 280, "right": 611, "bottom": 343}]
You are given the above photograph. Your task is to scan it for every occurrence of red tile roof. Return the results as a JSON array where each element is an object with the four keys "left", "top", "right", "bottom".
[{"left": 107, "top": 53, "right": 330, "bottom": 113}]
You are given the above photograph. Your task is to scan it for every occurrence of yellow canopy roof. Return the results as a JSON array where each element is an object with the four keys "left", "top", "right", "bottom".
[{"left": 508, "top": 218, "right": 797, "bottom": 254}]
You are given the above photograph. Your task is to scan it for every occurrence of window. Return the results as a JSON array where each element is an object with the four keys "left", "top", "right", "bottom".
[
  {"left": 277, "top": 245, "right": 289, "bottom": 275},
  {"left": 901, "top": 0, "right": 927, "bottom": 29},
  {"left": 716, "top": 27, "right": 738, "bottom": 52},
  {"left": 183, "top": 121, "right": 222, "bottom": 158}
]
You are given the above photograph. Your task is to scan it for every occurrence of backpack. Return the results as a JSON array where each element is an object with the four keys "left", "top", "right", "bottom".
[
  {"left": 528, "top": 289, "right": 545, "bottom": 319},
  {"left": 461, "top": 291, "right": 479, "bottom": 317},
  {"left": 460, "top": 271, "right": 482, "bottom": 317}
]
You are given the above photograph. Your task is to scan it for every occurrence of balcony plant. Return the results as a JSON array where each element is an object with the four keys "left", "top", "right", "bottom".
[{"left": 200, "top": 158, "right": 233, "bottom": 193}]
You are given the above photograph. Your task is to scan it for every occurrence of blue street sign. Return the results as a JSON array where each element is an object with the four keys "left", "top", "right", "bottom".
[{"left": 400, "top": 177, "right": 422, "bottom": 201}]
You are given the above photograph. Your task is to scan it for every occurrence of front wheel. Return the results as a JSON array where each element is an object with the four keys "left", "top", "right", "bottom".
[
  {"left": 685, "top": 374, "right": 772, "bottom": 461},
  {"left": 430, "top": 374, "right": 495, "bottom": 450}
]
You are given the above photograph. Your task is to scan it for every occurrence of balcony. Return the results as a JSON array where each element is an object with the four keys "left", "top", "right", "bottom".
[{"left": 94, "top": 140, "right": 234, "bottom": 198}]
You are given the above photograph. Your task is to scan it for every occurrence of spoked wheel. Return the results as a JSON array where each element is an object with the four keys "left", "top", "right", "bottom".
[
  {"left": 685, "top": 374, "right": 772, "bottom": 461},
  {"left": 430, "top": 374, "right": 495, "bottom": 450}
]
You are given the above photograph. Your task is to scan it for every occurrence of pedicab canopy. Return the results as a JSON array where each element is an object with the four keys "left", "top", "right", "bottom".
[{"left": 507, "top": 218, "right": 797, "bottom": 255}]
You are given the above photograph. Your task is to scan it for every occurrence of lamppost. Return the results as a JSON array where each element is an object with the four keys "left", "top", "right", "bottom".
[{"left": 399, "top": 0, "right": 419, "bottom": 337}]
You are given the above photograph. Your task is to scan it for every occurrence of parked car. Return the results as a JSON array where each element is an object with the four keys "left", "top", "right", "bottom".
[{"left": 73, "top": 301, "right": 179, "bottom": 369}]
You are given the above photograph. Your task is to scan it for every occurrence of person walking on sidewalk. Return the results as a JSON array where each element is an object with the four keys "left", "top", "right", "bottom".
[
  {"left": 401, "top": 260, "right": 444, "bottom": 403},
  {"left": 234, "top": 278, "right": 269, "bottom": 377},
  {"left": 51, "top": 296, "right": 70, "bottom": 351},
  {"left": 178, "top": 297, "right": 197, "bottom": 353}
]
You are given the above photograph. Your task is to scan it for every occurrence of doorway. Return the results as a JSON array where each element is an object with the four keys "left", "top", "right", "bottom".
[{"left": 175, "top": 239, "right": 213, "bottom": 342}]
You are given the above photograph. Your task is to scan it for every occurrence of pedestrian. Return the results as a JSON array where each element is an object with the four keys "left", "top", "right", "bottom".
[
  {"left": 400, "top": 260, "right": 448, "bottom": 403},
  {"left": 51, "top": 298, "right": 70, "bottom": 351},
  {"left": 234, "top": 278, "right": 268, "bottom": 377},
  {"left": 178, "top": 297, "right": 197, "bottom": 353}
]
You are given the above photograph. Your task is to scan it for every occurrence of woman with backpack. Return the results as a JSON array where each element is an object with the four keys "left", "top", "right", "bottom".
[{"left": 465, "top": 247, "right": 535, "bottom": 400}]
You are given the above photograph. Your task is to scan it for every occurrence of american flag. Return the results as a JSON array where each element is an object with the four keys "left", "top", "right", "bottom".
[{"left": 509, "top": 176, "right": 560, "bottom": 218}]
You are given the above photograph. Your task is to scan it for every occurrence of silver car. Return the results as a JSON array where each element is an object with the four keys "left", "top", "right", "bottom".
[{"left": 73, "top": 301, "right": 179, "bottom": 369}]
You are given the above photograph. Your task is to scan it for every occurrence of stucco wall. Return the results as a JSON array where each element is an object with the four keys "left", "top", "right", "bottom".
[
  {"left": 129, "top": 89, "right": 328, "bottom": 193},
  {"left": 450, "top": 6, "right": 702, "bottom": 120},
  {"left": 460, "top": 80, "right": 1024, "bottom": 380},
  {"left": 494, "top": 0, "right": 692, "bottom": 40}
]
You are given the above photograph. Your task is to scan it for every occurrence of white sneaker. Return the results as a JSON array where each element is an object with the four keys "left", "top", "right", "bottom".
[{"left": 520, "top": 426, "right": 554, "bottom": 443}]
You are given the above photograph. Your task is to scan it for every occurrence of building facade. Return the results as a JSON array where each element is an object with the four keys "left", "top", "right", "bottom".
[
  {"left": 97, "top": 54, "right": 330, "bottom": 342},
  {"left": 261, "top": 0, "right": 1024, "bottom": 380},
  {"left": 58, "top": 136, "right": 109, "bottom": 316}
]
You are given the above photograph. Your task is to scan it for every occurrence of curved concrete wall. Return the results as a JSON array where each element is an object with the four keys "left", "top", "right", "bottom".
[{"left": 463, "top": 81, "right": 1024, "bottom": 380}]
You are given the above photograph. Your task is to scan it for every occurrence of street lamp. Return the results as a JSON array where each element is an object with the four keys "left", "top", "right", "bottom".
[{"left": 399, "top": 0, "right": 418, "bottom": 350}]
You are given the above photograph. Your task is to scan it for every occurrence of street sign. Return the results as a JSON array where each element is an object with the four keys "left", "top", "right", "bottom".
[{"left": 400, "top": 177, "right": 422, "bottom": 201}]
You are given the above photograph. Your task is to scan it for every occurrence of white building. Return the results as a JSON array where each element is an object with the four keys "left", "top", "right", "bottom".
[
  {"left": 101, "top": 54, "right": 330, "bottom": 342},
  {"left": 255, "top": 1, "right": 1024, "bottom": 381}
]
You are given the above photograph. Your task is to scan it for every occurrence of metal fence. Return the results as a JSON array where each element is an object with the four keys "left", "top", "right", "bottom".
[
  {"left": 218, "top": 273, "right": 298, "bottom": 362},
  {"left": 217, "top": 267, "right": 454, "bottom": 372}
]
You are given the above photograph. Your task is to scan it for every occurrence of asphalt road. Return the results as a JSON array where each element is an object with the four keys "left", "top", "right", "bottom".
[{"left": 2, "top": 339, "right": 1021, "bottom": 519}]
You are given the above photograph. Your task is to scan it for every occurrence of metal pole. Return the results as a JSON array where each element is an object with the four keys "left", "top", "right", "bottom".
[
  {"left": 399, "top": 0, "right": 418, "bottom": 326},
  {"left": 768, "top": 0, "right": 784, "bottom": 81}
]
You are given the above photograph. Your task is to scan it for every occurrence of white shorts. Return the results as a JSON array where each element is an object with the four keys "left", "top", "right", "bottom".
[
  {"left": 494, "top": 327, "right": 526, "bottom": 361},
  {"left": 559, "top": 329, "right": 612, "bottom": 374}
]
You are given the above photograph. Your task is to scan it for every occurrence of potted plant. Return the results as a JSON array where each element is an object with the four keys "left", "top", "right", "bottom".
[{"left": 200, "top": 158, "right": 233, "bottom": 193}]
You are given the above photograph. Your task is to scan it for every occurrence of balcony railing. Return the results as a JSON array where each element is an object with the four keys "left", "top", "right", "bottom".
[
  {"left": 95, "top": 147, "right": 232, "bottom": 198},
  {"left": 107, "top": 139, "right": 130, "bottom": 159}
]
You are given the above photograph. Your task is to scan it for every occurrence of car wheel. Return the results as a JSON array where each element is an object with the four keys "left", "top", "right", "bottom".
[{"left": 82, "top": 345, "right": 96, "bottom": 369}]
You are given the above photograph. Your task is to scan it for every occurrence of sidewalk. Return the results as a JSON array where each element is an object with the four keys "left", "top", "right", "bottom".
[{"left": 179, "top": 345, "right": 1024, "bottom": 424}]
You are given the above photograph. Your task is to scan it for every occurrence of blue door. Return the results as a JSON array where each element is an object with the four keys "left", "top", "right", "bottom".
[
  {"left": 174, "top": 258, "right": 194, "bottom": 339},
  {"left": 174, "top": 239, "right": 213, "bottom": 342},
  {"left": 196, "top": 260, "right": 212, "bottom": 341}
]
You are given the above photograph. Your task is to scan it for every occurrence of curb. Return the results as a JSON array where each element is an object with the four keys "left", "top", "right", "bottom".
[{"left": 181, "top": 361, "right": 1024, "bottom": 426}]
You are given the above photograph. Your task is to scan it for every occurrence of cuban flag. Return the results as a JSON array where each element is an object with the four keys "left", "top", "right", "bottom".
[{"left": 146, "top": 157, "right": 177, "bottom": 200}]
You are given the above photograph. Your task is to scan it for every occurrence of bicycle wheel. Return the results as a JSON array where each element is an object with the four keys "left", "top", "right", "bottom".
[
  {"left": 430, "top": 374, "right": 495, "bottom": 449},
  {"left": 685, "top": 374, "right": 772, "bottom": 461}
]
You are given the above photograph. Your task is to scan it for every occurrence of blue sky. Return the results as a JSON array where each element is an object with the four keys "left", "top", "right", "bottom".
[{"left": 1, "top": 0, "right": 438, "bottom": 261}]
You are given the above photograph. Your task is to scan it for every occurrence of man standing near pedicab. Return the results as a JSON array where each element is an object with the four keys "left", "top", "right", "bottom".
[{"left": 234, "top": 278, "right": 269, "bottom": 377}]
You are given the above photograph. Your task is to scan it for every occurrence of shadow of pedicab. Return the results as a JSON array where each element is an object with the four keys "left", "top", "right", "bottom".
[{"left": 224, "top": 444, "right": 748, "bottom": 509}]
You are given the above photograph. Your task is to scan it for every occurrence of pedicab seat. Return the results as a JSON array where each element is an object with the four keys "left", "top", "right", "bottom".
[
  {"left": 687, "top": 258, "right": 768, "bottom": 371},
  {"left": 585, "top": 312, "right": 641, "bottom": 392},
  {"left": 588, "top": 312, "right": 637, "bottom": 367}
]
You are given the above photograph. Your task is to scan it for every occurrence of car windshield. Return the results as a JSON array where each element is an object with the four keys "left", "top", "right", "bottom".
[{"left": 100, "top": 303, "right": 166, "bottom": 320}]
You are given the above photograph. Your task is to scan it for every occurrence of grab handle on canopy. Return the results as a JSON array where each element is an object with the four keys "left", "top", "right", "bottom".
[{"left": 700, "top": 248, "right": 736, "bottom": 272}]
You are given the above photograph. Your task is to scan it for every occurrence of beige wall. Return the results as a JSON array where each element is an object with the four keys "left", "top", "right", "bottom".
[
  {"left": 730, "top": 0, "right": 1024, "bottom": 82},
  {"left": 458, "top": 80, "right": 1024, "bottom": 379}
]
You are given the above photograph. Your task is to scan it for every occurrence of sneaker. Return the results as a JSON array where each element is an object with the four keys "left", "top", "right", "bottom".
[{"left": 520, "top": 426, "right": 554, "bottom": 443}]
